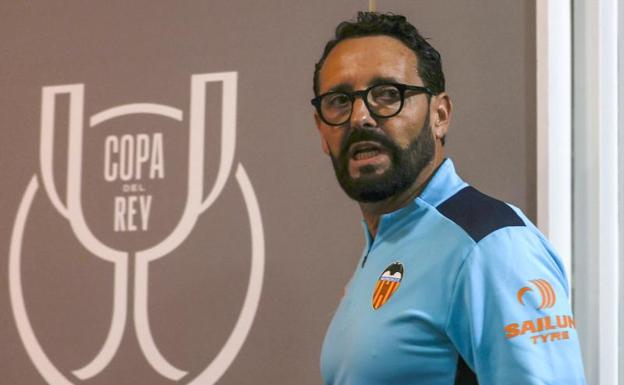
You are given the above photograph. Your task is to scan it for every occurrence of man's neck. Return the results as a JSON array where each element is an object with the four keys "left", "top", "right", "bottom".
[{"left": 359, "top": 151, "right": 445, "bottom": 238}]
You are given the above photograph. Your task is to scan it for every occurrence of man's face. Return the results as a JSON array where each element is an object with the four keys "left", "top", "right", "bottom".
[{"left": 315, "top": 35, "right": 435, "bottom": 202}]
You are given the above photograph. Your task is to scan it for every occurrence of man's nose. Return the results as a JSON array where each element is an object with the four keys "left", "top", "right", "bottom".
[{"left": 349, "top": 97, "right": 377, "bottom": 129}]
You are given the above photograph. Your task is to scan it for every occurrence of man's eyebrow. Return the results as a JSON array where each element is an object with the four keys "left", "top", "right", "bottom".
[
  {"left": 327, "top": 83, "right": 353, "bottom": 93},
  {"left": 325, "top": 77, "right": 403, "bottom": 94},
  {"left": 368, "top": 76, "right": 401, "bottom": 86}
]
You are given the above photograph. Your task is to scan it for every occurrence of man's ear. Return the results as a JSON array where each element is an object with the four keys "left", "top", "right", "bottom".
[
  {"left": 314, "top": 112, "right": 330, "bottom": 155},
  {"left": 431, "top": 92, "right": 452, "bottom": 141}
]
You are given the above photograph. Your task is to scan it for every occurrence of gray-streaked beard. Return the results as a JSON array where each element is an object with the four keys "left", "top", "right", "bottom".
[{"left": 330, "top": 112, "right": 434, "bottom": 203}]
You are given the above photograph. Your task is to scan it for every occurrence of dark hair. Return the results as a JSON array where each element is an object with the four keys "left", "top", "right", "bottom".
[{"left": 313, "top": 12, "right": 445, "bottom": 97}]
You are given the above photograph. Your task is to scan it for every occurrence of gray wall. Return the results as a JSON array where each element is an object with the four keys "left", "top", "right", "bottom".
[{"left": 0, "top": 1, "right": 535, "bottom": 384}]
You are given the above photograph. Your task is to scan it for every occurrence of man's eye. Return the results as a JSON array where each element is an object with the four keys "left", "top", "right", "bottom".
[
  {"left": 373, "top": 87, "right": 400, "bottom": 101},
  {"left": 326, "top": 94, "right": 350, "bottom": 107}
]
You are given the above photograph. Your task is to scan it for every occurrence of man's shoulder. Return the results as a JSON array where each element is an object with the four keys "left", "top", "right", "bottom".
[{"left": 434, "top": 185, "right": 526, "bottom": 243}]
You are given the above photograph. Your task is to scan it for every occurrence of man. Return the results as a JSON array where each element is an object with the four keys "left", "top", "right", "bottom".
[{"left": 311, "top": 12, "right": 586, "bottom": 385}]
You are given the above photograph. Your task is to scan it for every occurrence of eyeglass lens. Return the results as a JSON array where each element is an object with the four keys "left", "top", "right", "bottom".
[{"left": 320, "top": 84, "right": 403, "bottom": 125}]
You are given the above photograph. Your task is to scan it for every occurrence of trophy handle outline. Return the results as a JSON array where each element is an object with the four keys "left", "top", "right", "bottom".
[
  {"left": 133, "top": 72, "right": 238, "bottom": 380},
  {"left": 41, "top": 84, "right": 128, "bottom": 262},
  {"left": 136, "top": 72, "right": 238, "bottom": 263},
  {"left": 40, "top": 85, "right": 83, "bottom": 219},
  {"left": 199, "top": 72, "right": 237, "bottom": 213},
  {"left": 40, "top": 85, "right": 129, "bottom": 380}
]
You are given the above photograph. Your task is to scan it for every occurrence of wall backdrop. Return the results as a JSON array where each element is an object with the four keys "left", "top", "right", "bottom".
[{"left": 0, "top": 1, "right": 535, "bottom": 384}]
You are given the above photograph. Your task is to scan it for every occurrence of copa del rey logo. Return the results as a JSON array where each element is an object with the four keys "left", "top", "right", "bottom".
[{"left": 9, "top": 73, "right": 265, "bottom": 384}]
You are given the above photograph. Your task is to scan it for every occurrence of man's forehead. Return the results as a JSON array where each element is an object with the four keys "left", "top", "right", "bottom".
[{"left": 318, "top": 35, "right": 420, "bottom": 93}]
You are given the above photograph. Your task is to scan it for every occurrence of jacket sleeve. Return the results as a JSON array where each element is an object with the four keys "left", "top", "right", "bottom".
[{"left": 444, "top": 226, "right": 586, "bottom": 385}]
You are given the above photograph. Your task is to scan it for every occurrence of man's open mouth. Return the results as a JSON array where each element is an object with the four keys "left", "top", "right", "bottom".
[{"left": 349, "top": 141, "right": 386, "bottom": 160}]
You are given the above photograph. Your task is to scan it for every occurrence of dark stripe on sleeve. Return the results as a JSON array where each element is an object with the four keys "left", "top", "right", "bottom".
[
  {"left": 437, "top": 186, "right": 525, "bottom": 242},
  {"left": 454, "top": 356, "right": 478, "bottom": 385}
]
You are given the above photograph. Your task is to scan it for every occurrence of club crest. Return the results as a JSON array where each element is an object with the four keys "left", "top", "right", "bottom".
[{"left": 372, "top": 262, "right": 403, "bottom": 310}]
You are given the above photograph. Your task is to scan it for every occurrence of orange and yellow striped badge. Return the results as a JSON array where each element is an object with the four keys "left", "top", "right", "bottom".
[{"left": 372, "top": 262, "right": 404, "bottom": 310}]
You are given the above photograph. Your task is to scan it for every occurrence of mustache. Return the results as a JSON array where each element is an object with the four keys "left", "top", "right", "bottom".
[{"left": 339, "top": 129, "right": 399, "bottom": 157}]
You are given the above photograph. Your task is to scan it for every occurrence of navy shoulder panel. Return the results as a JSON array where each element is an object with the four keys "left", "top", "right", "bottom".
[{"left": 436, "top": 186, "right": 525, "bottom": 242}]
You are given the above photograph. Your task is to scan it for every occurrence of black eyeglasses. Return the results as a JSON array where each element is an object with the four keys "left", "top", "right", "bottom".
[{"left": 311, "top": 83, "right": 433, "bottom": 126}]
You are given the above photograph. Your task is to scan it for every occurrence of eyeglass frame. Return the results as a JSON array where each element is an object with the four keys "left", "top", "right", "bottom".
[{"left": 310, "top": 82, "right": 434, "bottom": 126}]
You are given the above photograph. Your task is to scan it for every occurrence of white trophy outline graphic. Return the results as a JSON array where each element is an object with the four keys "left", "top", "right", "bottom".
[{"left": 9, "top": 72, "right": 265, "bottom": 384}]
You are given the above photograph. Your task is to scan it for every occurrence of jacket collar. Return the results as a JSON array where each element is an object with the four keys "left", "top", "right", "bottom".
[{"left": 360, "top": 158, "right": 467, "bottom": 246}]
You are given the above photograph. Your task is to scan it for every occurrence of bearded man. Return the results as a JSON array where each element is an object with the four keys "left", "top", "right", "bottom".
[{"left": 311, "top": 12, "right": 586, "bottom": 385}]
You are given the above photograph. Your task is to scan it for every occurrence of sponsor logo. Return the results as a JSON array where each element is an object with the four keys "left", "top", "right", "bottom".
[
  {"left": 9, "top": 73, "right": 265, "bottom": 384},
  {"left": 372, "top": 262, "right": 403, "bottom": 310},
  {"left": 504, "top": 279, "right": 575, "bottom": 345},
  {"left": 504, "top": 315, "right": 575, "bottom": 343},
  {"left": 517, "top": 279, "right": 556, "bottom": 309}
]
